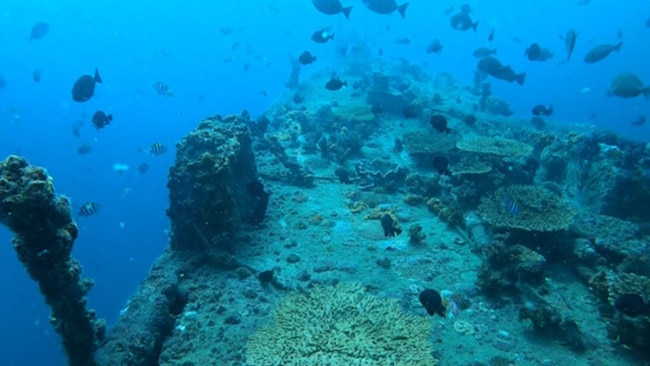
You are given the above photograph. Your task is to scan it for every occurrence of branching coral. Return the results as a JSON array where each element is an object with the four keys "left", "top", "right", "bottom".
[
  {"left": 477, "top": 185, "right": 576, "bottom": 231},
  {"left": 246, "top": 283, "right": 437, "bottom": 366},
  {"left": 456, "top": 136, "right": 533, "bottom": 157}
]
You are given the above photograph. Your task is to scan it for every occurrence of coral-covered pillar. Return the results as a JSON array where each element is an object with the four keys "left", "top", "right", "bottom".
[{"left": 0, "top": 155, "right": 104, "bottom": 366}]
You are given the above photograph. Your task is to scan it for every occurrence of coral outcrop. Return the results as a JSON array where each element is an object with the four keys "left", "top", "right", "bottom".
[
  {"left": 457, "top": 136, "right": 533, "bottom": 157},
  {"left": 167, "top": 114, "right": 269, "bottom": 251},
  {"left": 246, "top": 283, "right": 436, "bottom": 365},
  {"left": 477, "top": 185, "right": 576, "bottom": 231}
]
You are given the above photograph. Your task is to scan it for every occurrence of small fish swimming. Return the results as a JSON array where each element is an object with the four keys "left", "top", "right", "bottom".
[
  {"left": 532, "top": 104, "right": 553, "bottom": 116},
  {"left": 608, "top": 72, "right": 650, "bottom": 99},
  {"left": 380, "top": 213, "right": 402, "bottom": 237},
  {"left": 450, "top": 12, "right": 478, "bottom": 32},
  {"left": 631, "top": 115, "right": 646, "bottom": 127},
  {"left": 502, "top": 197, "right": 519, "bottom": 216},
  {"left": 488, "top": 28, "right": 495, "bottom": 42},
  {"left": 153, "top": 81, "right": 174, "bottom": 97},
  {"left": 79, "top": 202, "right": 100, "bottom": 217},
  {"left": 430, "top": 114, "right": 451, "bottom": 133},
  {"left": 334, "top": 167, "right": 352, "bottom": 184},
  {"left": 311, "top": 29, "right": 334, "bottom": 43},
  {"left": 363, "top": 0, "right": 409, "bottom": 18},
  {"left": 77, "top": 143, "right": 93, "bottom": 155},
  {"left": 32, "top": 69, "right": 42, "bottom": 83},
  {"left": 138, "top": 163, "right": 150, "bottom": 174},
  {"left": 525, "top": 43, "right": 554, "bottom": 62},
  {"left": 298, "top": 51, "right": 317, "bottom": 65},
  {"left": 92, "top": 111, "right": 112, "bottom": 130},
  {"left": 614, "top": 294, "right": 650, "bottom": 317},
  {"left": 562, "top": 28, "right": 578, "bottom": 61},
  {"left": 419, "top": 289, "right": 446, "bottom": 317},
  {"left": 72, "top": 68, "right": 102, "bottom": 102},
  {"left": 432, "top": 156, "right": 451, "bottom": 175},
  {"left": 312, "top": 0, "right": 352, "bottom": 19},
  {"left": 583, "top": 42, "right": 622, "bottom": 64},
  {"left": 426, "top": 38, "right": 443, "bottom": 54},
  {"left": 477, "top": 56, "right": 526, "bottom": 85},
  {"left": 149, "top": 142, "right": 168, "bottom": 156},
  {"left": 472, "top": 47, "right": 496, "bottom": 58},
  {"left": 28, "top": 22, "right": 49, "bottom": 42},
  {"left": 325, "top": 77, "right": 347, "bottom": 91}
]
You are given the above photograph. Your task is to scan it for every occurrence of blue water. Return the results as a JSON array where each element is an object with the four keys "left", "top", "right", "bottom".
[{"left": 0, "top": 1, "right": 649, "bottom": 364}]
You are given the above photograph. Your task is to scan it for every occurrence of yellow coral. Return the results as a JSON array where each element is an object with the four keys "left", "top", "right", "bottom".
[
  {"left": 456, "top": 136, "right": 533, "bottom": 157},
  {"left": 246, "top": 283, "right": 437, "bottom": 366}
]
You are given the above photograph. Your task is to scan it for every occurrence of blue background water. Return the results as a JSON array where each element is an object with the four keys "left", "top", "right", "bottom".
[{"left": 0, "top": 1, "right": 648, "bottom": 364}]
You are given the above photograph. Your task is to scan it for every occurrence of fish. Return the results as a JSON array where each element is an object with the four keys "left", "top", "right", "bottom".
[
  {"left": 219, "top": 26, "right": 232, "bottom": 36},
  {"left": 72, "top": 68, "right": 102, "bottom": 102},
  {"left": 77, "top": 143, "right": 93, "bottom": 155},
  {"left": 472, "top": 47, "right": 496, "bottom": 58},
  {"left": 395, "top": 37, "right": 411, "bottom": 45},
  {"left": 32, "top": 69, "right": 42, "bottom": 83},
  {"left": 149, "top": 142, "right": 168, "bottom": 156},
  {"left": 258, "top": 269, "right": 274, "bottom": 283},
  {"left": 532, "top": 104, "right": 553, "bottom": 116},
  {"left": 646, "top": 18, "right": 650, "bottom": 28},
  {"left": 426, "top": 38, "right": 443, "bottom": 54},
  {"left": 311, "top": 29, "right": 334, "bottom": 43},
  {"left": 488, "top": 28, "right": 495, "bottom": 42},
  {"left": 419, "top": 289, "right": 446, "bottom": 317},
  {"left": 363, "top": 0, "right": 409, "bottom": 18},
  {"left": 312, "top": 0, "right": 352, "bottom": 19},
  {"left": 477, "top": 56, "right": 526, "bottom": 85},
  {"left": 335, "top": 167, "right": 352, "bottom": 184},
  {"left": 432, "top": 156, "right": 451, "bottom": 175},
  {"left": 430, "top": 114, "right": 451, "bottom": 133},
  {"left": 525, "top": 43, "right": 554, "bottom": 62},
  {"left": 380, "top": 213, "right": 402, "bottom": 237},
  {"left": 583, "top": 42, "right": 622, "bottom": 63},
  {"left": 138, "top": 163, "right": 150, "bottom": 174},
  {"left": 325, "top": 78, "right": 347, "bottom": 91},
  {"left": 153, "top": 81, "right": 174, "bottom": 97},
  {"left": 293, "top": 93, "right": 304, "bottom": 104},
  {"left": 608, "top": 72, "right": 650, "bottom": 99},
  {"left": 562, "top": 28, "right": 578, "bottom": 61},
  {"left": 614, "top": 294, "right": 650, "bottom": 317},
  {"left": 28, "top": 22, "right": 49, "bottom": 42},
  {"left": 531, "top": 116, "right": 546, "bottom": 130},
  {"left": 79, "top": 202, "right": 100, "bottom": 217},
  {"left": 460, "top": 3, "right": 472, "bottom": 14},
  {"left": 92, "top": 111, "right": 112, "bottom": 130},
  {"left": 464, "top": 115, "right": 476, "bottom": 126},
  {"left": 298, "top": 51, "right": 317, "bottom": 65},
  {"left": 502, "top": 197, "right": 519, "bottom": 216},
  {"left": 631, "top": 115, "right": 646, "bottom": 127},
  {"left": 450, "top": 12, "right": 478, "bottom": 32},
  {"left": 402, "top": 106, "right": 418, "bottom": 119}
]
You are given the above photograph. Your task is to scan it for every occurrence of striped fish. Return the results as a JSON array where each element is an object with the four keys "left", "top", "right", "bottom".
[
  {"left": 79, "top": 202, "right": 100, "bottom": 217},
  {"left": 149, "top": 142, "right": 168, "bottom": 156},
  {"left": 502, "top": 197, "right": 519, "bottom": 216}
]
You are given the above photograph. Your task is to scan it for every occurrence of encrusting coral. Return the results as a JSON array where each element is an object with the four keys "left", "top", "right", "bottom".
[
  {"left": 246, "top": 283, "right": 437, "bottom": 366},
  {"left": 477, "top": 185, "right": 576, "bottom": 231}
]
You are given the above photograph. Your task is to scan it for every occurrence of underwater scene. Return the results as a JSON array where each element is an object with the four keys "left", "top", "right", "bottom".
[{"left": 1, "top": 1, "right": 650, "bottom": 365}]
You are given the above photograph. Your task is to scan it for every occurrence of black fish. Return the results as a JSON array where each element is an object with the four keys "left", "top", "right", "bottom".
[
  {"left": 380, "top": 213, "right": 402, "bottom": 237},
  {"left": 335, "top": 167, "right": 352, "bottom": 184},
  {"left": 258, "top": 269, "right": 274, "bottom": 283},
  {"left": 430, "top": 114, "right": 451, "bottom": 133},
  {"left": 311, "top": 29, "right": 334, "bottom": 43},
  {"left": 77, "top": 143, "right": 93, "bottom": 155},
  {"left": 363, "top": 0, "right": 409, "bottom": 18},
  {"left": 450, "top": 12, "right": 478, "bottom": 32},
  {"left": 72, "top": 68, "right": 102, "bottom": 102},
  {"left": 419, "top": 289, "right": 446, "bottom": 317},
  {"left": 32, "top": 69, "right": 42, "bottom": 83},
  {"left": 532, "top": 104, "right": 553, "bottom": 116},
  {"left": 312, "top": 0, "right": 352, "bottom": 19},
  {"left": 92, "top": 111, "right": 112, "bottom": 130},
  {"left": 298, "top": 51, "right": 317, "bottom": 65},
  {"left": 562, "top": 28, "right": 578, "bottom": 61},
  {"left": 488, "top": 28, "right": 495, "bottom": 41},
  {"left": 79, "top": 202, "right": 100, "bottom": 217},
  {"left": 402, "top": 106, "right": 418, "bottom": 119},
  {"left": 432, "top": 156, "right": 451, "bottom": 175},
  {"left": 583, "top": 42, "right": 622, "bottom": 64},
  {"left": 325, "top": 78, "right": 347, "bottom": 91},
  {"left": 460, "top": 3, "right": 472, "bottom": 14},
  {"left": 614, "top": 294, "right": 650, "bottom": 317},
  {"left": 28, "top": 22, "right": 49, "bottom": 42},
  {"left": 473, "top": 47, "right": 496, "bottom": 58},
  {"left": 293, "top": 93, "right": 304, "bottom": 104},
  {"left": 395, "top": 37, "right": 411, "bottom": 45},
  {"left": 138, "top": 163, "right": 150, "bottom": 174},
  {"left": 477, "top": 56, "right": 526, "bottom": 85},
  {"left": 631, "top": 115, "right": 646, "bottom": 126},
  {"left": 426, "top": 39, "right": 443, "bottom": 54},
  {"left": 150, "top": 142, "right": 168, "bottom": 156},
  {"left": 464, "top": 115, "right": 476, "bottom": 126},
  {"left": 525, "top": 43, "right": 554, "bottom": 62}
]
